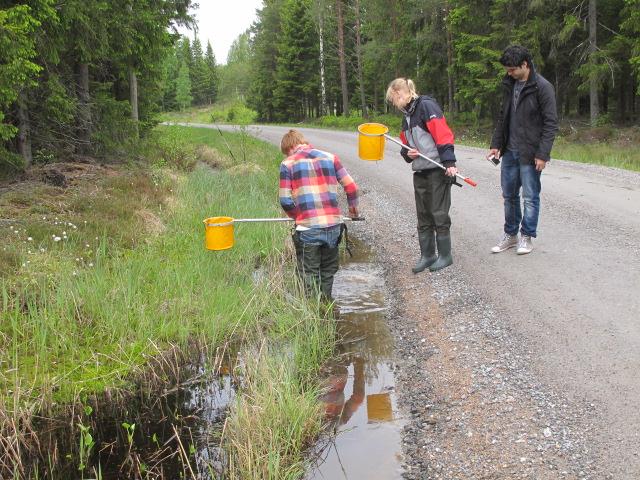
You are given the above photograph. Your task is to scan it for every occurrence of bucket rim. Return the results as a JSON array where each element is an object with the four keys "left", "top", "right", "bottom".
[
  {"left": 203, "top": 216, "right": 235, "bottom": 227},
  {"left": 357, "top": 122, "right": 389, "bottom": 137}
]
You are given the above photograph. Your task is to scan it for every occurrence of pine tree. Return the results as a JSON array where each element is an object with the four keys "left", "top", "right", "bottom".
[
  {"left": 175, "top": 61, "right": 193, "bottom": 110},
  {"left": 272, "top": 0, "right": 319, "bottom": 121},
  {"left": 204, "top": 41, "right": 219, "bottom": 104},
  {"left": 190, "top": 37, "right": 209, "bottom": 105}
]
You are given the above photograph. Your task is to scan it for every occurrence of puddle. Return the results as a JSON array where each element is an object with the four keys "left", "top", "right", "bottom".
[{"left": 306, "top": 241, "right": 405, "bottom": 480}]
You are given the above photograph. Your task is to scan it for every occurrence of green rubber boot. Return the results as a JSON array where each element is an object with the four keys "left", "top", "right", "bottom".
[
  {"left": 429, "top": 232, "right": 453, "bottom": 272},
  {"left": 412, "top": 230, "right": 437, "bottom": 273}
]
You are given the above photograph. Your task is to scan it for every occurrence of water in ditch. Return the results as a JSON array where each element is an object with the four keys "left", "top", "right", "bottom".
[
  {"left": 305, "top": 241, "right": 405, "bottom": 480},
  {"left": 19, "top": 240, "right": 403, "bottom": 479}
]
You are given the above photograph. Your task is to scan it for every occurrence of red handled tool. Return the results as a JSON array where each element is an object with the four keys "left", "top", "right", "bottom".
[{"left": 383, "top": 135, "right": 478, "bottom": 187}]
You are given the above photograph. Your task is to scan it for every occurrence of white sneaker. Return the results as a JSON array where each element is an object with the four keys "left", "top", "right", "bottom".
[
  {"left": 516, "top": 235, "right": 533, "bottom": 255},
  {"left": 491, "top": 233, "right": 518, "bottom": 253}
]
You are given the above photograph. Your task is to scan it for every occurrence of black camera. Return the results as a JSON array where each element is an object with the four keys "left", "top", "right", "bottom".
[{"left": 487, "top": 154, "right": 500, "bottom": 166}]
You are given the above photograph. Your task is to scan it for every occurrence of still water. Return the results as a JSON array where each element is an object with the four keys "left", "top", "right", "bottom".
[{"left": 306, "top": 242, "right": 405, "bottom": 480}]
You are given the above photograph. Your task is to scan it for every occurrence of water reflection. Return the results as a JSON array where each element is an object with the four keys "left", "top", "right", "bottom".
[
  {"left": 307, "top": 242, "right": 404, "bottom": 480},
  {"left": 27, "top": 352, "right": 236, "bottom": 479}
]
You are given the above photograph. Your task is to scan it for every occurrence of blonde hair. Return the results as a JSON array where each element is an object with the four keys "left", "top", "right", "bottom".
[
  {"left": 280, "top": 129, "right": 308, "bottom": 154},
  {"left": 385, "top": 78, "right": 419, "bottom": 106}
]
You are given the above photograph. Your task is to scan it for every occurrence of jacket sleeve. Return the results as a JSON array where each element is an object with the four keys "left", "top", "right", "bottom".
[
  {"left": 279, "top": 163, "right": 298, "bottom": 218},
  {"left": 399, "top": 131, "right": 412, "bottom": 163},
  {"left": 535, "top": 81, "right": 559, "bottom": 162},
  {"left": 423, "top": 100, "right": 456, "bottom": 167},
  {"left": 334, "top": 155, "right": 359, "bottom": 208}
]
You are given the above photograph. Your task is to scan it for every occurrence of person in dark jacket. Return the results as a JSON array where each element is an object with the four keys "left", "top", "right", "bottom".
[
  {"left": 386, "top": 78, "right": 458, "bottom": 273},
  {"left": 487, "top": 45, "right": 558, "bottom": 255}
]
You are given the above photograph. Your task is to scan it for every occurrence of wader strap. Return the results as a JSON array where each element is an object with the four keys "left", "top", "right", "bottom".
[{"left": 339, "top": 223, "right": 353, "bottom": 257}]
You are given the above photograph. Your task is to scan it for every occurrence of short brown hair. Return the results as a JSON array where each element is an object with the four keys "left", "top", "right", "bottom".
[{"left": 280, "top": 129, "right": 308, "bottom": 154}]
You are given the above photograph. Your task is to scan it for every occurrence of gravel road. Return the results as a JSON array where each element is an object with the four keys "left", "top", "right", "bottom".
[{"left": 183, "top": 123, "right": 640, "bottom": 479}]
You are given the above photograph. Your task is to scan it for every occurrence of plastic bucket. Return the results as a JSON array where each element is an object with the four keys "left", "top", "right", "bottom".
[
  {"left": 357, "top": 123, "right": 389, "bottom": 161},
  {"left": 203, "top": 216, "right": 234, "bottom": 251}
]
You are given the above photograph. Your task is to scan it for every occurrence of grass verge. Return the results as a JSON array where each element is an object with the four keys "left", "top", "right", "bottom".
[{"left": 1, "top": 126, "right": 336, "bottom": 478}]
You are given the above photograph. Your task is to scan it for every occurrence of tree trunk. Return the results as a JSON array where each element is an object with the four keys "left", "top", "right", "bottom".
[
  {"left": 17, "top": 92, "right": 32, "bottom": 168},
  {"left": 588, "top": 0, "right": 599, "bottom": 126},
  {"left": 336, "top": 0, "right": 349, "bottom": 116},
  {"left": 129, "top": 64, "right": 139, "bottom": 138},
  {"left": 318, "top": 8, "right": 328, "bottom": 116},
  {"left": 354, "top": 0, "right": 367, "bottom": 118},
  {"left": 77, "top": 62, "right": 91, "bottom": 153},
  {"left": 445, "top": 4, "right": 455, "bottom": 113},
  {"left": 391, "top": 0, "right": 399, "bottom": 77}
]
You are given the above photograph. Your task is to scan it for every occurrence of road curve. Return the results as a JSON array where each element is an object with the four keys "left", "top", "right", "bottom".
[{"left": 182, "top": 122, "right": 640, "bottom": 478}]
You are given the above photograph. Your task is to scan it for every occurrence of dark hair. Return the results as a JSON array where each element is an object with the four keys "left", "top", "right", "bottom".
[{"left": 499, "top": 45, "right": 533, "bottom": 68}]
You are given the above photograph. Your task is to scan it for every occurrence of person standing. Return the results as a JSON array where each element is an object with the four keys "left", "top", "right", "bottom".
[
  {"left": 488, "top": 45, "right": 558, "bottom": 255},
  {"left": 279, "top": 129, "right": 360, "bottom": 299},
  {"left": 386, "top": 78, "right": 458, "bottom": 273}
]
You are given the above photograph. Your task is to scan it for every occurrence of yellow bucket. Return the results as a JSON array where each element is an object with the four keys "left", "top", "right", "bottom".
[
  {"left": 357, "top": 123, "right": 389, "bottom": 161},
  {"left": 203, "top": 216, "right": 234, "bottom": 251}
]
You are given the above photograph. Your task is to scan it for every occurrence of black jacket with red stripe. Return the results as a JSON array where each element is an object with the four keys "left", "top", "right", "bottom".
[{"left": 399, "top": 95, "right": 456, "bottom": 171}]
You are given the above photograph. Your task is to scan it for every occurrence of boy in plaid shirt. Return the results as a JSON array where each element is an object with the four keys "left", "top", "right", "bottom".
[{"left": 279, "top": 129, "right": 360, "bottom": 299}]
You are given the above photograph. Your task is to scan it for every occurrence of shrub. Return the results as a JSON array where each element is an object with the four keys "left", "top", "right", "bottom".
[{"left": 147, "top": 129, "right": 197, "bottom": 171}]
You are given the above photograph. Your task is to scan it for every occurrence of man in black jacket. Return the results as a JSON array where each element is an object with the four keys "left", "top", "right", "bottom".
[{"left": 487, "top": 45, "right": 558, "bottom": 255}]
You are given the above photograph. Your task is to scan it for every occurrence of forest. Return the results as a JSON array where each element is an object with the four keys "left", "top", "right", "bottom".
[{"left": 2, "top": 0, "right": 640, "bottom": 168}]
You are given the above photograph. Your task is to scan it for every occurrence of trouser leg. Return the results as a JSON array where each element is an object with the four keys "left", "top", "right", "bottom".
[
  {"left": 519, "top": 163, "right": 542, "bottom": 237},
  {"left": 320, "top": 243, "right": 340, "bottom": 299},
  {"left": 500, "top": 150, "right": 522, "bottom": 236}
]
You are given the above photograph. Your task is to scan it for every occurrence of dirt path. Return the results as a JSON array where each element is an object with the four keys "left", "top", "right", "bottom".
[{"left": 184, "top": 123, "right": 640, "bottom": 479}]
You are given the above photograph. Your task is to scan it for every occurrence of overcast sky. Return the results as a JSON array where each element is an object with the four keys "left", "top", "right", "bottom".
[{"left": 177, "top": 1, "right": 263, "bottom": 65}]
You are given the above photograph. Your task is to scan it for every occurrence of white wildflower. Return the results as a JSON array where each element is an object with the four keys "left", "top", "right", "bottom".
[
  {"left": 53, "top": 236, "right": 61, "bottom": 242},
  {"left": 27, "top": 237, "right": 33, "bottom": 241}
]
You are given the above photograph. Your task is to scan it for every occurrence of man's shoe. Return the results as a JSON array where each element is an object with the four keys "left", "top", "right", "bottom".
[
  {"left": 491, "top": 233, "right": 518, "bottom": 253},
  {"left": 516, "top": 235, "right": 533, "bottom": 255}
]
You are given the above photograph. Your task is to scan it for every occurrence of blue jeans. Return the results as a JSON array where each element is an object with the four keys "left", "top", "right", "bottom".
[
  {"left": 293, "top": 225, "right": 342, "bottom": 298},
  {"left": 500, "top": 150, "right": 542, "bottom": 237}
]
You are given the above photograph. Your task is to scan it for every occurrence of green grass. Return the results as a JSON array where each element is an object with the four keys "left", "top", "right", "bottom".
[
  {"left": 1, "top": 126, "right": 336, "bottom": 478},
  {"left": 160, "top": 102, "right": 258, "bottom": 125},
  {"left": 552, "top": 134, "right": 640, "bottom": 171}
]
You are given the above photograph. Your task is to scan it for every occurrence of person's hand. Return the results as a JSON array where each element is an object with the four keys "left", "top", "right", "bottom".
[
  {"left": 348, "top": 206, "right": 359, "bottom": 218},
  {"left": 535, "top": 158, "right": 547, "bottom": 171},
  {"left": 408, "top": 148, "right": 420, "bottom": 159},
  {"left": 487, "top": 148, "right": 500, "bottom": 161},
  {"left": 445, "top": 166, "right": 458, "bottom": 177}
]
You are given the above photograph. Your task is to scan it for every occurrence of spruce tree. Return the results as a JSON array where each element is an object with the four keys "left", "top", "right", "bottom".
[
  {"left": 205, "top": 41, "right": 219, "bottom": 105},
  {"left": 176, "top": 60, "right": 193, "bottom": 110}
]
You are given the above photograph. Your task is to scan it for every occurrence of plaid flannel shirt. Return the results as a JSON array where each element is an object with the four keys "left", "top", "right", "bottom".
[{"left": 279, "top": 144, "right": 359, "bottom": 228}]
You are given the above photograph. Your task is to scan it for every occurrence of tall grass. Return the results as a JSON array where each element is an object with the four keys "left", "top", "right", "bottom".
[{"left": 1, "top": 126, "right": 336, "bottom": 477}]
